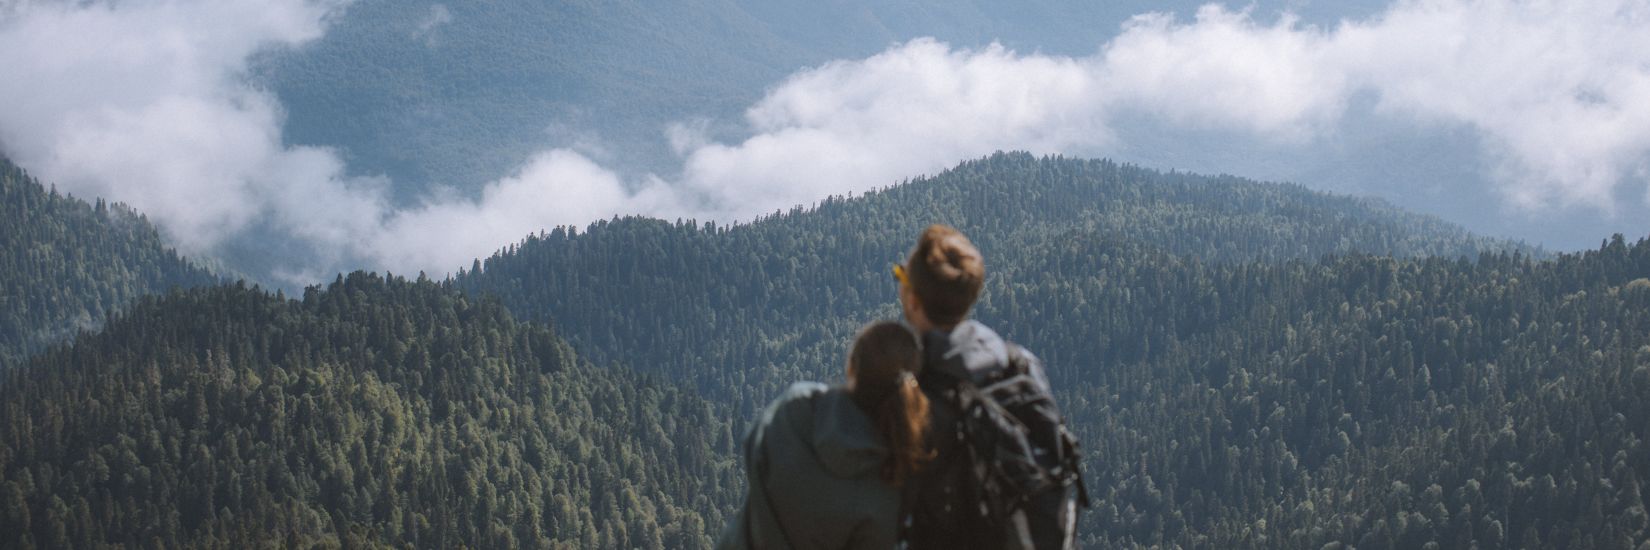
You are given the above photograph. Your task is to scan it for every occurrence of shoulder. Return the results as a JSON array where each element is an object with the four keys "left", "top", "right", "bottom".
[
  {"left": 922, "top": 321, "right": 1011, "bottom": 381},
  {"left": 774, "top": 381, "right": 830, "bottom": 406},
  {"left": 761, "top": 380, "right": 829, "bottom": 410},
  {"left": 756, "top": 381, "right": 831, "bottom": 432},
  {"left": 1007, "top": 342, "right": 1040, "bottom": 364},
  {"left": 1006, "top": 343, "right": 1053, "bottom": 393},
  {"left": 964, "top": 322, "right": 1053, "bottom": 391}
]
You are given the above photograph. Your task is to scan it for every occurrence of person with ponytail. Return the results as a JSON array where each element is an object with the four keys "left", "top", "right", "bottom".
[{"left": 717, "top": 321, "right": 932, "bottom": 550}]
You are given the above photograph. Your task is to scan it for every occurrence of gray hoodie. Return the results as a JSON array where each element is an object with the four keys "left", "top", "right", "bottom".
[{"left": 717, "top": 382, "right": 899, "bottom": 550}]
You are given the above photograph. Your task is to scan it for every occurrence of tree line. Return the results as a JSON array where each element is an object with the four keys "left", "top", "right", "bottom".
[
  {"left": 0, "top": 157, "right": 219, "bottom": 368},
  {"left": 4, "top": 152, "right": 1643, "bottom": 547},
  {"left": 0, "top": 273, "right": 739, "bottom": 548},
  {"left": 452, "top": 154, "right": 1642, "bottom": 547}
]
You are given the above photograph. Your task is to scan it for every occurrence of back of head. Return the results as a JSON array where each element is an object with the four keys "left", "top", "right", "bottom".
[
  {"left": 906, "top": 224, "right": 985, "bottom": 328},
  {"left": 848, "top": 321, "right": 931, "bottom": 486}
]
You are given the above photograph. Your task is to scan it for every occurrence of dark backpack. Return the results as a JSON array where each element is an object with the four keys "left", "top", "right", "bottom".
[{"left": 907, "top": 343, "right": 1090, "bottom": 549}]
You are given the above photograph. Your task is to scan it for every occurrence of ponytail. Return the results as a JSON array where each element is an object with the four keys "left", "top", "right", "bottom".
[
  {"left": 849, "top": 322, "right": 934, "bottom": 487},
  {"left": 876, "top": 371, "right": 931, "bottom": 486}
]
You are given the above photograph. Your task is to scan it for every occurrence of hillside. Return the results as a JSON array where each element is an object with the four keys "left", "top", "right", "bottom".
[
  {"left": 0, "top": 157, "right": 220, "bottom": 367},
  {"left": 4, "top": 150, "right": 1644, "bottom": 547},
  {"left": 1023, "top": 236, "right": 1650, "bottom": 547},
  {"left": 452, "top": 153, "right": 1535, "bottom": 401},
  {"left": 0, "top": 273, "right": 739, "bottom": 548},
  {"left": 454, "top": 154, "right": 1650, "bottom": 546}
]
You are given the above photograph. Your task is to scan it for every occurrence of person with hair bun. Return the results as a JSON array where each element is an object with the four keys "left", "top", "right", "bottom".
[
  {"left": 718, "top": 321, "right": 932, "bottom": 550},
  {"left": 897, "top": 224, "right": 1085, "bottom": 550}
]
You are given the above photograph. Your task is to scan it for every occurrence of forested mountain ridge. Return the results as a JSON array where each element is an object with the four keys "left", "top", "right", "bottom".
[
  {"left": 452, "top": 153, "right": 1537, "bottom": 401},
  {"left": 4, "top": 148, "right": 1642, "bottom": 547},
  {"left": 450, "top": 153, "right": 1648, "bottom": 547},
  {"left": 0, "top": 157, "right": 220, "bottom": 367},
  {"left": 1029, "top": 235, "right": 1650, "bottom": 547},
  {"left": 0, "top": 273, "right": 738, "bottom": 548}
]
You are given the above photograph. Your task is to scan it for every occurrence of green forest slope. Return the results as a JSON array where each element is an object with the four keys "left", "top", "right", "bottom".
[
  {"left": 453, "top": 154, "right": 1647, "bottom": 547},
  {"left": 0, "top": 274, "right": 738, "bottom": 548},
  {"left": 453, "top": 153, "right": 1534, "bottom": 400},
  {"left": 0, "top": 158, "right": 219, "bottom": 367},
  {"left": 4, "top": 152, "right": 1643, "bottom": 547},
  {"left": 1035, "top": 236, "right": 1650, "bottom": 547}
]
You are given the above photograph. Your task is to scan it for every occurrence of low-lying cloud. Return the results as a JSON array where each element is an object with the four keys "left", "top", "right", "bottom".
[
  {"left": 2, "top": 0, "right": 1647, "bottom": 286},
  {"left": 659, "top": 0, "right": 1650, "bottom": 224},
  {"left": 0, "top": 0, "right": 371, "bottom": 277}
]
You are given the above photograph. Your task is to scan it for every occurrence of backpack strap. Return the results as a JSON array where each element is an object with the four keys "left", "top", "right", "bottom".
[
  {"left": 1060, "top": 424, "right": 1092, "bottom": 508},
  {"left": 1008, "top": 345, "right": 1091, "bottom": 510}
]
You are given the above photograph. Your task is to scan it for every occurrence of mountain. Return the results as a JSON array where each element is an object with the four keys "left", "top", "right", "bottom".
[
  {"left": 0, "top": 157, "right": 220, "bottom": 367},
  {"left": 0, "top": 273, "right": 738, "bottom": 548},
  {"left": 1031, "top": 236, "right": 1650, "bottom": 547},
  {"left": 453, "top": 153, "right": 1649, "bottom": 546},
  {"left": 5, "top": 149, "right": 1645, "bottom": 547},
  {"left": 452, "top": 153, "right": 1536, "bottom": 402}
]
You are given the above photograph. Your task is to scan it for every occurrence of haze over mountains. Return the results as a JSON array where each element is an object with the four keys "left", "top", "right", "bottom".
[
  {"left": 0, "top": 159, "right": 220, "bottom": 367},
  {"left": 1, "top": 0, "right": 1644, "bottom": 286}
]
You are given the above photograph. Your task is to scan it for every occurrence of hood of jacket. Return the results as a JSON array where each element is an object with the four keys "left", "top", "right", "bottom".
[
  {"left": 717, "top": 382, "right": 901, "bottom": 550},
  {"left": 808, "top": 386, "right": 886, "bottom": 479}
]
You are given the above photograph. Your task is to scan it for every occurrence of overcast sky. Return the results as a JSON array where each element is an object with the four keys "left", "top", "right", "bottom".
[{"left": 2, "top": 0, "right": 1647, "bottom": 285}]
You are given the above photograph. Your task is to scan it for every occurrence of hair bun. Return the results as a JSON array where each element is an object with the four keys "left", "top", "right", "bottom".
[
  {"left": 929, "top": 234, "right": 981, "bottom": 279},
  {"left": 907, "top": 225, "right": 985, "bottom": 327}
]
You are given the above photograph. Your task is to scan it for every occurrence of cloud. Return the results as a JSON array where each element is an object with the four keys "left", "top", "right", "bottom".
[
  {"left": 1100, "top": 6, "right": 1349, "bottom": 140},
  {"left": 417, "top": 4, "right": 451, "bottom": 33},
  {"left": 674, "top": 39, "right": 1110, "bottom": 219},
  {"left": 720, "top": 1, "right": 1648, "bottom": 211},
  {"left": 669, "top": 0, "right": 1650, "bottom": 221},
  {"left": 412, "top": 3, "right": 451, "bottom": 43},
  {"left": 0, "top": 0, "right": 370, "bottom": 263},
  {"left": 2, "top": 0, "right": 1646, "bottom": 287},
  {"left": 371, "top": 150, "right": 677, "bottom": 274},
  {"left": 1333, "top": 0, "right": 1650, "bottom": 210},
  {"left": 0, "top": 0, "right": 646, "bottom": 283}
]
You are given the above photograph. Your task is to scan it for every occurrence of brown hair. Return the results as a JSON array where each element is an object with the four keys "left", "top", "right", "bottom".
[
  {"left": 848, "top": 321, "right": 932, "bottom": 486},
  {"left": 905, "top": 224, "right": 984, "bottom": 327}
]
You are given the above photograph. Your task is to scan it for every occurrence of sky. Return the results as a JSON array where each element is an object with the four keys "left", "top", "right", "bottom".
[{"left": 1, "top": 0, "right": 1648, "bottom": 286}]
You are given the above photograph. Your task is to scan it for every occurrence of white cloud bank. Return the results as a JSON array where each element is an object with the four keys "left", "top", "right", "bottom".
[
  {"left": 2, "top": 0, "right": 1648, "bottom": 285},
  {"left": 0, "top": 0, "right": 348, "bottom": 252},
  {"left": 671, "top": 0, "right": 1650, "bottom": 221},
  {"left": 0, "top": 0, "right": 655, "bottom": 282}
]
